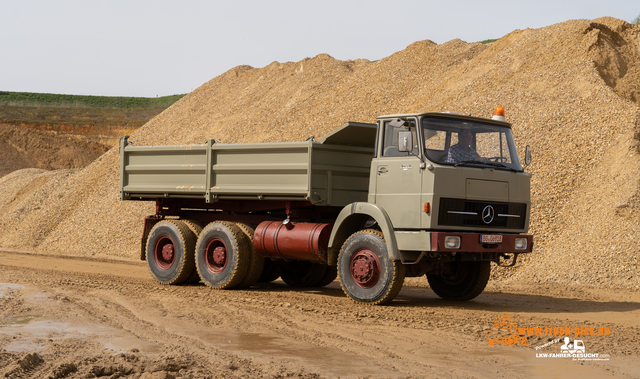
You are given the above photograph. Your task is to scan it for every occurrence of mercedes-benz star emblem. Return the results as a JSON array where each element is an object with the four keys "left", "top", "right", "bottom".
[{"left": 482, "top": 205, "right": 495, "bottom": 224}]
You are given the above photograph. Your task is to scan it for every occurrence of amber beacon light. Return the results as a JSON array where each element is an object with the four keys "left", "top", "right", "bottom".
[{"left": 492, "top": 106, "right": 506, "bottom": 121}]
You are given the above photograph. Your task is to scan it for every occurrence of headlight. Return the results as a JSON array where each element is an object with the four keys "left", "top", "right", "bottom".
[
  {"left": 515, "top": 237, "right": 528, "bottom": 250},
  {"left": 445, "top": 236, "right": 461, "bottom": 249}
]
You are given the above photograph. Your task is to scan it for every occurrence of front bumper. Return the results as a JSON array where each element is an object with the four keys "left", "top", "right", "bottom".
[{"left": 430, "top": 232, "right": 533, "bottom": 253}]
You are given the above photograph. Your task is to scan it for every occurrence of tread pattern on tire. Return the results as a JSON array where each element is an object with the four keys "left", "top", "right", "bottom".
[
  {"left": 181, "top": 220, "right": 203, "bottom": 284},
  {"left": 235, "top": 222, "right": 265, "bottom": 289},
  {"left": 181, "top": 219, "right": 203, "bottom": 237}
]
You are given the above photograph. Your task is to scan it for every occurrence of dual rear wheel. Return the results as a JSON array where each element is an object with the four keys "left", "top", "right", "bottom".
[
  {"left": 146, "top": 219, "right": 338, "bottom": 289},
  {"left": 195, "top": 221, "right": 250, "bottom": 289},
  {"left": 146, "top": 220, "right": 197, "bottom": 285},
  {"left": 146, "top": 220, "right": 265, "bottom": 289}
]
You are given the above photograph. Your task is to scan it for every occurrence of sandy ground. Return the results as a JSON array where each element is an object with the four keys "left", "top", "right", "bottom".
[{"left": 1, "top": 249, "right": 639, "bottom": 379}]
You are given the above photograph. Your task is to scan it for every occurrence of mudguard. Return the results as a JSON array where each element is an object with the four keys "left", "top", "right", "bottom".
[{"left": 327, "top": 202, "right": 400, "bottom": 264}]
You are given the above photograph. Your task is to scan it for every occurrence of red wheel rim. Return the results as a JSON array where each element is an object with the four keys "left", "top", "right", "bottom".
[
  {"left": 154, "top": 235, "right": 175, "bottom": 270},
  {"left": 350, "top": 249, "right": 381, "bottom": 288},
  {"left": 205, "top": 237, "right": 227, "bottom": 273}
]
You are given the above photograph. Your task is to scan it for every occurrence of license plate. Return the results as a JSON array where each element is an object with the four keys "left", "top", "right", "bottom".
[{"left": 480, "top": 234, "right": 503, "bottom": 244}]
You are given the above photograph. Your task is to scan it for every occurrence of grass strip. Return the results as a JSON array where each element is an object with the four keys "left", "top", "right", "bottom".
[{"left": 0, "top": 91, "right": 186, "bottom": 109}]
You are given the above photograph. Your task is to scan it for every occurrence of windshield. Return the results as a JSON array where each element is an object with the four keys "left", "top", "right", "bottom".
[{"left": 421, "top": 116, "right": 523, "bottom": 171}]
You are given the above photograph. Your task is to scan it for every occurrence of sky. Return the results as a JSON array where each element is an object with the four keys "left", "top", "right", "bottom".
[{"left": 1, "top": 0, "right": 638, "bottom": 97}]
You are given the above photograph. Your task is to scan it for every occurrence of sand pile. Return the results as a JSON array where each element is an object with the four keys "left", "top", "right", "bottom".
[{"left": 0, "top": 17, "right": 639, "bottom": 289}]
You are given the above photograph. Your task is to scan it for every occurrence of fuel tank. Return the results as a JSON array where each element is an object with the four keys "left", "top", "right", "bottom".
[{"left": 253, "top": 221, "right": 333, "bottom": 263}]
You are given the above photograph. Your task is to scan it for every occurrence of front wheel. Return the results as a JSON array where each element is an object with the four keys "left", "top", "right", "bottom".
[
  {"left": 426, "top": 261, "right": 491, "bottom": 301},
  {"left": 338, "top": 230, "right": 405, "bottom": 305}
]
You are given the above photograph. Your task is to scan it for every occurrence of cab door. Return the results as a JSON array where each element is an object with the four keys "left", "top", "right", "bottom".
[{"left": 374, "top": 120, "right": 423, "bottom": 229}]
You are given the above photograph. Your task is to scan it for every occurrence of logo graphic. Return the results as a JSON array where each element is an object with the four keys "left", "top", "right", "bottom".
[
  {"left": 482, "top": 205, "right": 495, "bottom": 224},
  {"left": 533, "top": 332, "right": 609, "bottom": 361},
  {"left": 486, "top": 312, "right": 528, "bottom": 346},
  {"left": 487, "top": 315, "right": 612, "bottom": 361},
  {"left": 560, "top": 337, "right": 585, "bottom": 354}
]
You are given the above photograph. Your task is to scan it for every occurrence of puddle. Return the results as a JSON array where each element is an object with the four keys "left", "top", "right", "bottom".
[
  {"left": 2, "top": 315, "right": 394, "bottom": 377},
  {"left": 102, "top": 337, "right": 163, "bottom": 355},
  {"left": 1, "top": 319, "right": 161, "bottom": 355},
  {"left": 193, "top": 329, "right": 400, "bottom": 378},
  {"left": 0, "top": 314, "right": 42, "bottom": 326},
  {"left": 1, "top": 282, "right": 161, "bottom": 355},
  {"left": 0, "top": 283, "right": 25, "bottom": 298}
]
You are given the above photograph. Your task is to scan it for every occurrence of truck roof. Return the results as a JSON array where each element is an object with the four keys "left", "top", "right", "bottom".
[{"left": 376, "top": 112, "right": 512, "bottom": 128}]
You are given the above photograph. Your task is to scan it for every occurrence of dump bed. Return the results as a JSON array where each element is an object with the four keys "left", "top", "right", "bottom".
[{"left": 119, "top": 122, "right": 376, "bottom": 207}]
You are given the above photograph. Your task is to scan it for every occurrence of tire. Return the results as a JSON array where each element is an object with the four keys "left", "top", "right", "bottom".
[
  {"left": 146, "top": 220, "right": 197, "bottom": 285},
  {"left": 182, "top": 219, "right": 203, "bottom": 237},
  {"left": 182, "top": 220, "right": 203, "bottom": 284},
  {"left": 338, "top": 230, "right": 405, "bottom": 305},
  {"left": 316, "top": 265, "right": 338, "bottom": 287},
  {"left": 426, "top": 261, "right": 491, "bottom": 301},
  {"left": 195, "top": 221, "right": 250, "bottom": 289},
  {"left": 235, "top": 223, "right": 265, "bottom": 289},
  {"left": 278, "top": 261, "right": 328, "bottom": 287},
  {"left": 258, "top": 259, "right": 281, "bottom": 283}
]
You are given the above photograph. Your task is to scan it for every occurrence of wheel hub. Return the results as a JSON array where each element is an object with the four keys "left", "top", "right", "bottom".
[
  {"left": 212, "top": 246, "right": 226, "bottom": 266},
  {"left": 161, "top": 244, "right": 175, "bottom": 262},
  {"left": 350, "top": 249, "right": 381, "bottom": 288},
  {"left": 154, "top": 235, "right": 175, "bottom": 270},
  {"left": 205, "top": 238, "right": 228, "bottom": 273}
]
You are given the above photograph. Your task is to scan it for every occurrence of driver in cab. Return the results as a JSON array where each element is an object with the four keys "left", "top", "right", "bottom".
[{"left": 446, "top": 129, "right": 487, "bottom": 163}]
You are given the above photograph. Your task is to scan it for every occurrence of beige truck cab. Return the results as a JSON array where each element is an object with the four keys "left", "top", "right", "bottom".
[{"left": 329, "top": 110, "right": 532, "bottom": 303}]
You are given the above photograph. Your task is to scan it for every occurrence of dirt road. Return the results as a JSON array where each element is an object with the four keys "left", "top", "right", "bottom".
[{"left": 1, "top": 249, "right": 639, "bottom": 379}]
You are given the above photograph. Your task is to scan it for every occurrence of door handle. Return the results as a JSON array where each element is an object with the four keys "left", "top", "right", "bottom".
[{"left": 377, "top": 167, "right": 388, "bottom": 175}]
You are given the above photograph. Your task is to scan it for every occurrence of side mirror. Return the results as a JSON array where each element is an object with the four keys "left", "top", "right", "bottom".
[
  {"left": 524, "top": 145, "right": 532, "bottom": 168},
  {"left": 398, "top": 131, "right": 413, "bottom": 152}
]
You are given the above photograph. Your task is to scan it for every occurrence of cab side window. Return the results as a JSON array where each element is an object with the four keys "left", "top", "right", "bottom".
[{"left": 382, "top": 122, "right": 418, "bottom": 157}]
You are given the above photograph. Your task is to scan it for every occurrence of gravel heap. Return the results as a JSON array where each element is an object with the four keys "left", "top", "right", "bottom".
[{"left": 0, "top": 17, "right": 638, "bottom": 289}]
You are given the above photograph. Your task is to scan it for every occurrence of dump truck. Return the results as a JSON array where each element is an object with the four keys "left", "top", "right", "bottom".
[{"left": 119, "top": 108, "right": 533, "bottom": 305}]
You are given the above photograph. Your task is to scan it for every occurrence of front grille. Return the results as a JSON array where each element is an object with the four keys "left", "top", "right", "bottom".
[{"left": 438, "top": 197, "right": 527, "bottom": 229}]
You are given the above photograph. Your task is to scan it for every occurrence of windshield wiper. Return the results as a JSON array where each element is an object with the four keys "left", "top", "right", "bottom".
[{"left": 454, "top": 160, "right": 519, "bottom": 172}]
